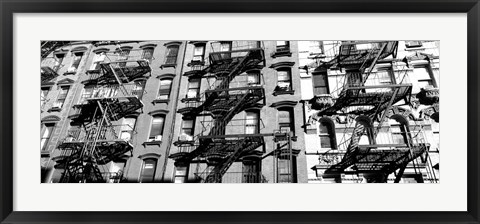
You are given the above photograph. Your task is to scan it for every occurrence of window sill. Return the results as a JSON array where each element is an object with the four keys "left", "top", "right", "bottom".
[
  {"left": 173, "top": 140, "right": 195, "bottom": 147},
  {"left": 142, "top": 141, "right": 162, "bottom": 147},
  {"left": 41, "top": 151, "right": 50, "bottom": 158},
  {"left": 271, "top": 51, "right": 292, "bottom": 58},
  {"left": 152, "top": 99, "right": 170, "bottom": 105},
  {"left": 187, "top": 60, "right": 205, "bottom": 67},
  {"left": 181, "top": 97, "right": 201, "bottom": 103},
  {"left": 63, "top": 71, "right": 76, "bottom": 76},
  {"left": 47, "top": 107, "right": 62, "bottom": 112},
  {"left": 160, "top": 64, "right": 177, "bottom": 69},
  {"left": 273, "top": 90, "right": 295, "bottom": 96}
]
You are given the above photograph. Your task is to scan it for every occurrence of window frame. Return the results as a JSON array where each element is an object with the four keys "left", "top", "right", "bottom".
[
  {"left": 148, "top": 114, "right": 166, "bottom": 142},
  {"left": 319, "top": 119, "right": 337, "bottom": 150},
  {"left": 54, "top": 85, "right": 70, "bottom": 109},
  {"left": 139, "top": 158, "right": 158, "bottom": 183},
  {"left": 40, "top": 122, "right": 56, "bottom": 152},
  {"left": 275, "top": 68, "right": 293, "bottom": 92},
  {"left": 157, "top": 78, "right": 173, "bottom": 100}
]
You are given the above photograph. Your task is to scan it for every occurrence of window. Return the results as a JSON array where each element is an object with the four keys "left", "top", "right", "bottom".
[
  {"left": 132, "top": 80, "right": 145, "bottom": 99},
  {"left": 139, "top": 158, "right": 157, "bottom": 183},
  {"left": 309, "top": 41, "right": 324, "bottom": 54},
  {"left": 149, "top": 115, "right": 165, "bottom": 142},
  {"left": 54, "top": 86, "right": 70, "bottom": 108},
  {"left": 174, "top": 165, "right": 188, "bottom": 183},
  {"left": 276, "top": 41, "right": 290, "bottom": 52},
  {"left": 220, "top": 41, "right": 232, "bottom": 52},
  {"left": 187, "top": 78, "right": 201, "bottom": 99},
  {"left": 180, "top": 118, "right": 195, "bottom": 141},
  {"left": 79, "top": 86, "right": 93, "bottom": 104},
  {"left": 157, "top": 78, "right": 173, "bottom": 100},
  {"left": 312, "top": 72, "right": 329, "bottom": 95},
  {"left": 165, "top": 45, "right": 179, "bottom": 65},
  {"left": 141, "top": 48, "right": 154, "bottom": 62},
  {"left": 41, "top": 123, "right": 55, "bottom": 151},
  {"left": 319, "top": 120, "right": 336, "bottom": 149},
  {"left": 90, "top": 52, "right": 106, "bottom": 70},
  {"left": 390, "top": 121, "right": 408, "bottom": 144},
  {"left": 120, "top": 117, "right": 136, "bottom": 142},
  {"left": 245, "top": 111, "right": 260, "bottom": 134},
  {"left": 242, "top": 160, "right": 261, "bottom": 183},
  {"left": 277, "top": 155, "right": 297, "bottom": 183},
  {"left": 117, "top": 48, "right": 130, "bottom": 67},
  {"left": 41, "top": 87, "right": 50, "bottom": 108},
  {"left": 68, "top": 52, "right": 84, "bottom": 73},
  {"left": 278, "top": 108, "right": 294, "bottom": 135},
  {"left": 53, "top": 53, "right": 65, "bottom": 72},
  {"left": 276, "top": 68, "right": 292, "bottom": 91},
  {"left": 192, "top": 44, "right": 205, "bottom": 62},
  {"left": 247, "top": 71, "right": 261, "bottom": 85},
  {"left": 346, "top": 70, "right": 363, "bottom": 87},
  {"left": 414, "top": 66, "right": 436, "bottom": 89}
]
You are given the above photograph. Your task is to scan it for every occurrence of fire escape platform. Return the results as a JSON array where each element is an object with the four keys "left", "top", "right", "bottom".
[
  {"left": 41, "top": 66, "right": 59, "bottom": 83},
  {"left": 330, "top": 41, "right": 398, "bottom": 68},
  {"left": 323, "top": 143, "right": 429, "bottom": 176},
  {"left": 319, "top": 84, "right": 412, "bottom": 115},
  {"left": 71, "top": 96, "right": 143, "bottom": 122},
  {"left": 99, "top": 61, "right": 151, "bottom": 83}
]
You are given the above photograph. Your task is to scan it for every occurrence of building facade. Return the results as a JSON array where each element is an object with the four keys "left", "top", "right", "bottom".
[{"left": 40, "top": 40, "right": 439, "bottom": 183}]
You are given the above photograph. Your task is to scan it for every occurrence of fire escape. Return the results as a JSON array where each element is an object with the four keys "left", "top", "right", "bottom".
[
  {"left": 53, "top": 47, "right": 151, "bottom": 183},
  {"left": 171, "top": 41, "right": 266, "bottom": 183},
  {"left": 311, "top": 41, "right": 430, "bottom": 183}
]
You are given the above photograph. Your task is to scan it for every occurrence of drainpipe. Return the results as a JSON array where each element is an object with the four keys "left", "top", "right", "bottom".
[{"left": 160, "top": 41, "right": 187, "bottom": 181}]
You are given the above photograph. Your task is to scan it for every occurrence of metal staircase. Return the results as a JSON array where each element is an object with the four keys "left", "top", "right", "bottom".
[
  {"left": 54, "top": 45, "right": 149, "bottom": 183},
  {"left": 171, "top": 41, "right": 266, "bottom": 183},
  {"left": 312, "top": 41, "right": 430, "bottom": 182}
]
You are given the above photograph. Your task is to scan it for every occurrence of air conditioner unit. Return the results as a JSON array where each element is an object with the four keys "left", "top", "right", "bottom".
[
  {"left": 179, "top": 134, "right": 193, "bottom": 141},
  {"left": 151, "top": 135, "right": 162, "bottom": 142}
]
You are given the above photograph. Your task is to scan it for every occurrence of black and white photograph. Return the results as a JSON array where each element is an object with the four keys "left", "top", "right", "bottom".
[{"left": 40, "top": 40, "right": 440, "bottom": 184}]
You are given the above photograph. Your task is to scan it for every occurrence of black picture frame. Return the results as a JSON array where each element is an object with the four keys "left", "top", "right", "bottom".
[{"left": 1, "top": 0, "right": 479, "bottom": 223}]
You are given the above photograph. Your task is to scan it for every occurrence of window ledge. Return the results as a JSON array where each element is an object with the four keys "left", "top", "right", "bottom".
[
  {"left": 273, "top": 90, "right": 295, "bottom": 96},
  {"left": 271, "top": 51, "right": 292, "bottom": 58},
  {"left": 63, "top": 71, "right": 76, "bottom": 76},
  {"left": 152, "top": 99, "right": 170, "bottom": 105},
  {"left": 160, "top": 64, "right": 177, "bottom": 69},
  {"left": 47, "top": 107, "right": 62, "bottom": 112},
  {"left": 142, "top": 141, "right": 162, "bottom": 147},
  {"left": 41, "top": 151, "right": 50, "bottom": 158},
  {"left": 181, "top": 97, "right": 201, "bottom": 103},
  {"left": 173, "top": 140, "right": 195, "bottom": 147},
  {"left": 187, "top": 60, "right": 205, "bottom": 67}
]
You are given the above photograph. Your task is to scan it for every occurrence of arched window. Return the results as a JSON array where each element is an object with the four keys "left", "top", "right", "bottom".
[
  {"left": 355, "top": 116, "right": 374, "bottom": 145},
  {"left": 157, "top": 78, "right": 173, "bottom": 100},
  {"left": 389, "top": 115, "right": 410, "bottom": 145},
  {"left": 319, "top": 119, "right": 336, "bottom": 149},
  {"left": 140, "top": 158, "right": 157, "bottom": 183},
  {"left": 148, "top": 114, "right": 166, "bottom": 142},
  {"left": 276, "top": 68, "right": 292, "bottom": 91}
]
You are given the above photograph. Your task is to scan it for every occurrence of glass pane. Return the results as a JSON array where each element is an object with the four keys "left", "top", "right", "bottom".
[
  {"left": 277, "top": 71, "right": 290, "bottom": 81},
  {"left": 160, "top": 79, "right": 172, "bottom": 89},
  {"left": 320, "top": 136, "right": 332, "bottom": 148},
  {"left": 150, "top": 116, "right": 165, "bottom": 137}
]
